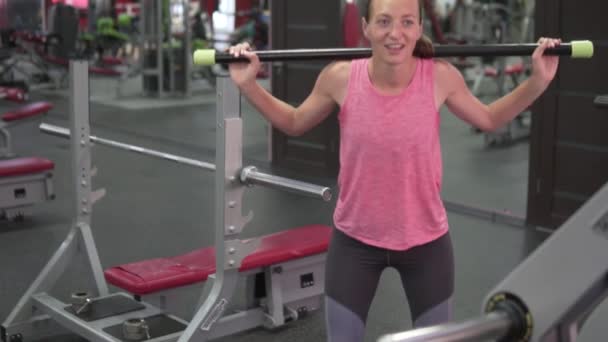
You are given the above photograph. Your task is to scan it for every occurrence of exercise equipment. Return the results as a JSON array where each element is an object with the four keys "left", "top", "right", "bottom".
[
  {"left": 2, "top": 60, "right": 332, "bottom": 342},
  {"left": 140, "top": 0, "right": 192, "bottom": 97},
  {"left": 39, "top": 124, "right": 330, "bottom": 200},
  {"left": 0, "top": 157, "right": 54, "bottom": 221},
  {"left": 470, "top": 61, "right": 533, "bottom": 146},
  {"left": 0, "top": 101, "right": 55, "bottom": 221},
  {"left": 193, "top": 40, "right": 595, "bottom": 65},
  {"left": 378, "top": 182, "right": 608, "bottom": 341},
  {"left": 0, "top": 87, "right": 28, "bottom": 103}
]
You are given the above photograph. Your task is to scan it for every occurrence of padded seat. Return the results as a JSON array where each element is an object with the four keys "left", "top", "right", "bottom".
[
  {"left": 105, "top": 224, "right": 332, "bottom": 295},
  {"left": 2, "top": 102, "right": 53, "bottom": 122},
  {"left": 101, "top": 56, "right": 124, "bottom": 65},
  {"left": 0, "top": 87, "right": 27, "bottom": 103},
  {"left": 484, "top": 63, "right": 525, "bottom": 77},
  {"left": 89, "top": 66, "right": 122, "bottom": 76},
  {"left": 0, "top": 157, "right": 55, "bottom": 178}
]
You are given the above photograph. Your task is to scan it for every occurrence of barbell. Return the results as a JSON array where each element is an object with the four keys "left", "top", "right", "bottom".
[{"left": 193, "top": 40, "right": 594, "bottom": 66}]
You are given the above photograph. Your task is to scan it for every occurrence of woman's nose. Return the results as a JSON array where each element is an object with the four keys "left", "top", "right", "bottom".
[{"left": 388, "top": 23, "right": 403, "bottom": 37}]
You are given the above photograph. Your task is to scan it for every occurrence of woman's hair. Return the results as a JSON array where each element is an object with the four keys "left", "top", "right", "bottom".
[{"left": 364, "top": 0, "right": 434, "bottom": 58}]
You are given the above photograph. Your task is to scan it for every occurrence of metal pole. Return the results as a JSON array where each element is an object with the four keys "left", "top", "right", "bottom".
[
  {"left": 40, "top": 123, "right": 216, "bottom": 171},
  {"left": 241, "top": 166, "right": 332, "bottom": 201},
  {"left": 377, "top": 311, "right": 512, "bottom": 342},
  {"left": 193, "top": 41, "right": 594, "bottom": 66},
  {"left": 39, "top": 124, "right": 332, "bottom": 201}
]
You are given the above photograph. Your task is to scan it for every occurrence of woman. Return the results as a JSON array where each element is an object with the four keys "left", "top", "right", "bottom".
[{"left": 227, "top": 0, "right": 559, "bottom": 340}]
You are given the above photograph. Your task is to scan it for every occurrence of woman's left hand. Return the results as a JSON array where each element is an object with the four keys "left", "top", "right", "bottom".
[{"left": 530, "top": 37, "right": 561, "bottom": 88}]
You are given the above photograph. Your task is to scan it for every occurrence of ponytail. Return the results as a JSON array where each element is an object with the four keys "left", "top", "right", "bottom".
[{"left": 414, "top": 34, "right": 434, "bottom": 58}]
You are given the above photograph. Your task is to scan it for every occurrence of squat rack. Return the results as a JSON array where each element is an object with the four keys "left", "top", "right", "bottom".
[{"left": 2, "top": 60, "right": 331, "bottom": 342}]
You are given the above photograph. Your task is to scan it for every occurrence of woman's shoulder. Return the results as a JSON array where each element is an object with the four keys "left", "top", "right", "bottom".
[
  {"left": 319, "top": 60, "right": 352, "bottom": 89},
  {"left": 324, "top": 60, "right": 352, "bottom": 78},
  {"left": 431, "top": 58, "right": 468, "bottom": 102},
  {"left": 433, "top": 58, "right": 460, "bottom": 79}
]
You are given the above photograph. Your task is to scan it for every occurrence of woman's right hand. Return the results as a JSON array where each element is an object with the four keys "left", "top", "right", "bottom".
[{"left": 228, "top": 42, "right": 260, "bottom": 88}]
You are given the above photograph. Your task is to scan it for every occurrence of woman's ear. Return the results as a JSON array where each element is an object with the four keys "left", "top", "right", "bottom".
[
  {"left": 361, "top": 17, "right": 370, "bottom": 40},
  {"left": 417, "top": 19, "right": 424, "bottom": 40}
]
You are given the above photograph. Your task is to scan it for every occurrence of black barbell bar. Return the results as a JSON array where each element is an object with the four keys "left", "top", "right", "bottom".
[{"left": 193, "top": 40, "right": 594, "bottom": 66}]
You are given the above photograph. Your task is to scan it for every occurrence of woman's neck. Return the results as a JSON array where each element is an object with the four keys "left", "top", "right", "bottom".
[{"left": 368, "top": 56, "right": 418, "bottom": 93}]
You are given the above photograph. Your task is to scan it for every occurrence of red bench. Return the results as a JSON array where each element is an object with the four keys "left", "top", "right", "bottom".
[
  {"left": 484, "top": 62, "right": 525, "bottom": 78},
  {"left": 2, "top": 102, "right": 53, "bottom": 122},
  {"left": 101, "top": 56, "right": 125, "bottom": 66},
  {"left": 0, "top": 157, "right": 55, "bottom": 220},
  {"left": 105, "top": 224, "right": 332, "bottom": 295},
  {"left": 104, "top": 224, "right": 331, "bottom": 336},
  {"left": 0, "top": 87, "right": 27, "bottom": 103},
  {"left": 0, "top": 157, "right": 54, "bottom": 177}
]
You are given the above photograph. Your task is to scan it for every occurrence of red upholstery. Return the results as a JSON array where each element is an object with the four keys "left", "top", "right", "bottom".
[
  {"left": 14, "top": 31, "right": 45, "bottom": 44},
  {"left": 2, "top": 102, "right": 53, "bottom": 122},
  {"left": 105, "top": 224, "right": 332, "bottom": 295},
  {"left": 505, "top": 63, "right": 525, "bottom": 75},
  {"left": 0, "top": 157, "right": 54, "bottom": 177},
  {"left": 89, "top": 66, "right": 122, "bottom": 76},
  {"left": 0, "top": 87, "right": 27, "bottom": 103},
  {"left": 484, "top": 63, "right": 525, "bottom": 78},
  {"left": 101, "top": 56, "right": 124, "bottom": 66},
  {"left": 484, "top": 66, "right": 499, "bottom": 77}
]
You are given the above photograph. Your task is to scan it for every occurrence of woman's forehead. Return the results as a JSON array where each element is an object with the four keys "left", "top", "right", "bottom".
[{"left": 370, "top": 0, "right": 419, "bottom": 17}]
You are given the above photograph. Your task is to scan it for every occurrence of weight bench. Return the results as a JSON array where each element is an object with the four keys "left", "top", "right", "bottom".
[
  {"left": 0, "top": 101, "right": 55, "bottom": 220},
  {"left": 472, "top": 62, "right": 526, "bottom": 96},
  {"left": 468, "top": 62, "right": 532, "bottom": 145},
  {"left": 104, "top": 224, "right": 331, "bottom": 339},
  {"left": 1, "top": 101, "right": 53, "bottom": 158},
  {"left": 0, "top": 86, "right": 27, "bottom": 102},
  {"left": 0, "top": 157, "right": 54, "bottom": 220}
]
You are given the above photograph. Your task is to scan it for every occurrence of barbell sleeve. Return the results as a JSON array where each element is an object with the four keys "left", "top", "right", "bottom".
[
  {"left": 193, "top": 40, "right": 594, "bottom": 66},
  {"left": 240, "top": 166, "right": 332, "bottom": 202},
  {"left": 377, "top": 311, "right": 512, "bottom": 342}
]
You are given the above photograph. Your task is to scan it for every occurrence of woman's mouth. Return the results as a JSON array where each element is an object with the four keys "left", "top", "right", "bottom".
[{"left": 385, "top": 43, "right": 405, "bottom": 53}]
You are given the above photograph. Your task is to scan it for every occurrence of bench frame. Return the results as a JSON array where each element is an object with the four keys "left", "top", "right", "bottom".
[
  {"left": 0, "top": 169, "right": 54, "bottom": 220},
  {"left": 138, "top": 252, "right": 326, "bottom": 340},
  {"left": 2, "top": 61, "right": 328, "bottom": 342}
]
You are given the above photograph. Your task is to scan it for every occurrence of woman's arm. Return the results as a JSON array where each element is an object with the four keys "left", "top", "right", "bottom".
[
  {"left": 229, "top": 43, "right": 346, "bottom": 136},
  {"left": 439, "top": 38, "right": 560, "bottom": 132}
]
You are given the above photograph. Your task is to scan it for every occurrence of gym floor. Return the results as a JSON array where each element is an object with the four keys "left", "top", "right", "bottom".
[{"left": 0, "top": 76, "right": 605, "bottom": 341}]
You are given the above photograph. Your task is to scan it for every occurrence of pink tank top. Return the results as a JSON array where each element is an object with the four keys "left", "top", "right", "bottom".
[{"left": 333, "top": 58, "right": 448, "bottom": 250}]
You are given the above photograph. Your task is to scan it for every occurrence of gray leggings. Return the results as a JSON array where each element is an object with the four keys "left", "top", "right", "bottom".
[{"left": 324, "top": 228, "right": 454, "bottom": 342}]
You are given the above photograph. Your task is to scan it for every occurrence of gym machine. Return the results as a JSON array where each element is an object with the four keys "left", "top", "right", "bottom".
[
  {"left": 140, "top": 0, "right": 192, "bottom": 98},
  {"left": 0, "top": 102, "right": 55, "bottom": 220},
  {"left": 378, "top": 179, "right": 608, "bottom": 341},
  {"left": 1, "top": 60, "right": 331, "bottom": 342}
]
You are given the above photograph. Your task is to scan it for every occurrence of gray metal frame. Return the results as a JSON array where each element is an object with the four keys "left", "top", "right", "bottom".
[
  {"left": 0, "top": 122, "right": 14, "bottom": 158},
  {"left": 378, "top": 182, "right": 608, "bottom": 342},
  {"left": 3, "top": 63, "right": 331, "bottom": 342},
  {"left": 0, "top": 171, "right": 54, "bottom": 220},
  {"left": 140, "top": 0, "right": 191, "bottom": 98},
  {"left": 2, "top": 61, "right": 110, "bottom": 342}
]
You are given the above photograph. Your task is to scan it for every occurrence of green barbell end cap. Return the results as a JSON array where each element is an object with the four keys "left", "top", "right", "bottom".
[
  {"left": 193, "top": 49, "right": 216, "bottom": 66},
  {"left": 571, "top": 40, "right": 594, "bottom": 58}
]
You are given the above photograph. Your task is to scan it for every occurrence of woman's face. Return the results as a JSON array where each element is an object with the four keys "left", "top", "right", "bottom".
[{"left": 363, "top": 0, "right": 423, "bottom": 65}]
